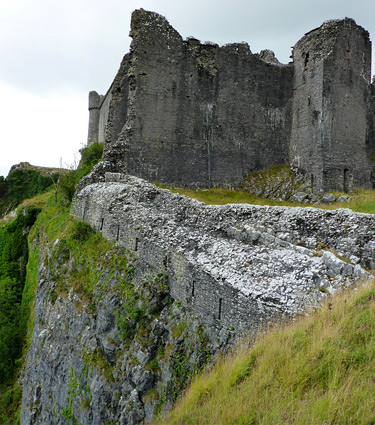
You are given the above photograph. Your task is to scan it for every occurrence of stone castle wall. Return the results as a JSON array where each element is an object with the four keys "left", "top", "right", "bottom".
[
  {"left": 72, "top": 174, "right": 374, "bottom": 333},
  {"left": 370, "top": 81, "right": 375, "bottom": 163},
  {"left": 88, "top": 9, "right": 374, "bottom": 193},
  {"left": 87, "top": 88, "right": 112, "bottom": 145}
]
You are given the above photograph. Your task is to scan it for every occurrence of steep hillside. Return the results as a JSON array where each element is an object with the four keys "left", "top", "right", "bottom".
[
  {"left": 0, "top": 163, "right": 62, "bottom": 218},
  {"left": 0, "top": 144, "right": 103, "bottom": 424},
  {"left": 154, "top": 279, "right": 375, "bottom": 425},
  {"left": 1, "top": 143, "right": 375, "bottom": 424},
  {"left": 0, "top": 142, "right": 103, "bottom": 220},
  {"left": 20, "top": 194, "right": 218, "bottom": 424}
]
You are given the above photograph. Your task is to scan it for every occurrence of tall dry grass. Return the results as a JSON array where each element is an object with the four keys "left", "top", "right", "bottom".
[{"left": 154, "top": 280, "right": 375, "bottom": 424}]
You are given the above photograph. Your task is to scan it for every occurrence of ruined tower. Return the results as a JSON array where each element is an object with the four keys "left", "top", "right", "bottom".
[
  {"left": 290, "top": 18, "right": 373, "bottom": 193},
  {"left": 87, "top": 11, "right": 375, "bottom": 194}
]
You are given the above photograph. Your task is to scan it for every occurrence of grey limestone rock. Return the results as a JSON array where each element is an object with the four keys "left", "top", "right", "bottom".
[
  {"left": 337, "top": 195, "right": 351, "bottom": 203},
  {"left": 320, "top": 193, "right": 336, "bottom": 204},
  {"left": 290, "top": 191, "right": 308, "bottom": 203}
]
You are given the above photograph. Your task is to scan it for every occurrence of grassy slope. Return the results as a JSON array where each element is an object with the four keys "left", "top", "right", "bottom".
[{"left": 154, "top": 280, "right": 375, "bottom": 425}]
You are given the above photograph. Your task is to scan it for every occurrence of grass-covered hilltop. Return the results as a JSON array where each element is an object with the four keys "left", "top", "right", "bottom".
[{"left": 1, "top": 150, "right": 375, "bottom": 424}]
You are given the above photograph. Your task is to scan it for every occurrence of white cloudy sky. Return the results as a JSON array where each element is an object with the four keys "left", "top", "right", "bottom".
[{"left": 1, "top": 0, "right": 374, "bottom": 177}]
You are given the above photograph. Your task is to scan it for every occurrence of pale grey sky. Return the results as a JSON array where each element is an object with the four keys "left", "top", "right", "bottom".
[{"left": 1, "top": 0, "right": 374, "bottom": 177}]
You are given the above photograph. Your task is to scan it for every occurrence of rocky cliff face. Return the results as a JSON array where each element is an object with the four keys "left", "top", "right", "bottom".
[
  {"left": 21, "top": 173, "right": 375, "bottom": 424},
  {"left": 21, "top": 210, "right": 231, "bottom": 424}
]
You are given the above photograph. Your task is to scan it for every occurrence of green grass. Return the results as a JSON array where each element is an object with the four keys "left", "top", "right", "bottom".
[
  {"left": 159, "top": 185, "right": 375, "bottom": 214},
  {"left": 158, "top": 186, "right": 304, "bottom": 207},
  {"left": 334, "top": 189, "right": 375, "bottom": 214},
  {"left": 153, "top": 280, "right": 375, "bottom": 425}
]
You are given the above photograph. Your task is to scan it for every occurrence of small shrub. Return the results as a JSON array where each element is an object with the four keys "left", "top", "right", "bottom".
[
  {"left": 58, "top": 172, "right": 77, "bottom": 204},
  {"left": 70, "top": 221, "right": 93, "bottom": 242},
  {"left": 79, "top": 143, "right": 104, "bottom": 175},
  {"left": 146, "top": 358, "right": 161, "bottom": 374}
]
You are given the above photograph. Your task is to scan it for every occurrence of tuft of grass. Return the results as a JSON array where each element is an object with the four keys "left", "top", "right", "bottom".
[{"left": 153, "top": 280, "right": 375, "bottom": 425}]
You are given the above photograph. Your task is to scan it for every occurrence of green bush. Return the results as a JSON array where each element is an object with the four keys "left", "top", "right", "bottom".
[
  {"left": 0, "top": 207, "right": 40, "bottom": 384},
  {"left": 57, "top": 143, "right": 104, "bottom": 205},
  {"left": 71, "top": 221, "right": 93, "bottom": 242},
  {"left": 58, "top": 172, "right": 78, "bottom": 204},
  {"left": 0, "top": 277, "right": 22, "bottom": 383},
  {"left": 79, "top": 142, "right": 104, "bottom": 175},
  {"left": 0, "top": 384, "right": 22, "bottom": 425}
]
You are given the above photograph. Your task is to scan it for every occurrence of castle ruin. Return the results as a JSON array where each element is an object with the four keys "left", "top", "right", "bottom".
[{"left": 87, "top": 9, "right": 375, "bottom": 194}]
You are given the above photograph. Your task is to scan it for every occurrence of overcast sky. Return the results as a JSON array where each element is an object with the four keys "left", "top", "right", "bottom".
[{"left": 1, "top": 0, "right": 374, "bottom": 177}]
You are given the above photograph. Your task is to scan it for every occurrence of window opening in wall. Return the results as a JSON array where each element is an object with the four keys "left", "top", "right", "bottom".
[
  {"left": 135, "top": 237, "right": 139, "bottom": 251},
  {"left": 116, "top": 225, "right": 120, "bottom": 241},
  {"left": 100, "top": 218, "right": 104, "bottom": 231},
  {"left": 346, "top": 41, "right": 351, "bottom": 60},
  {"left": 303, "top": 52, "right": 309, "bottom": 70},
  {"left": 344, "top": 168, "right": 349, "bottom": 193},
  {"left": 192, "top": 280, "right": 195, "bottom": 298},
  {"left": 218, "top": 298, "right": 223, "bottom": 320},
  {"left": 310, "top": 174, "right": 314, "bottom": 186}
]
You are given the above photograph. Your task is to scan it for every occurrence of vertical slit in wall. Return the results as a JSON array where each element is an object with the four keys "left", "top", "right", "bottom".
[
  {"left": 163, "top": 256, "right": 168, "bottom": 270},
  {"left": 116, "top": 225, "right": 120, "bottom": 241},
  {"left": 100, "top": 218, "right": 104, "bottom": 231},
  {"left": 192, "top": 280, "right": 195, "bottom": 298},
  {"left": 344, "top": 168, "right": 349, "bottom": 193},
  {"left": 303, "top": 52, "right": 309, "bottom": 70},
  {"left": 218, "top": 298, "right": 223, "bottom": 320},
  {"left": 135, "top": 238, "right": 139, "bottom": 252}
]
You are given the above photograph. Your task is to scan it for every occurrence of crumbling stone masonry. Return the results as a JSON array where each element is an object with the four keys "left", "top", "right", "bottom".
[
  {"left": 87, "top": 9, "right": 375, "bottom": 194},
  {"left": 72, "top": 174, "right": 374, "bottom": 334}
]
